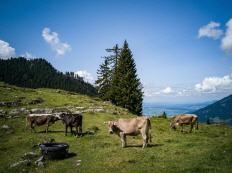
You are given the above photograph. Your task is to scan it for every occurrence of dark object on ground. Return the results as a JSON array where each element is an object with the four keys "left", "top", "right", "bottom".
[
  {"left": 60, "top": 113, "right": 82, "bottom": 136},
  {"left": 0, "top": 100, "right": 21, "bottom": 107},
  {"left": 39, "top": 142, "right": 69, "bottom": 160},
  {"left": 29, "top": 98, "right": 44, "bottom": 105}
]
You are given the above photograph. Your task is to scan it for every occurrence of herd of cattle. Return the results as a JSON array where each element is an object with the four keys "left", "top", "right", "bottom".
[{"left": 26, "top": 113, "right": 198, "bottom": 148}]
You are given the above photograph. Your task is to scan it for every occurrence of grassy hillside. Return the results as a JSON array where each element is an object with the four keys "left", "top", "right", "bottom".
[
  {"left": 0, "top": 83, "right": 232, "bottom": 173},
  {"left": 193, "top": 95, "right": 232, "bottom": 125}
]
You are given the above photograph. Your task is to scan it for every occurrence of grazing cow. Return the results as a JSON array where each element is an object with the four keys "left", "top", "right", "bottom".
[
  {"left": 60, "top": 113, "right": 83, "bottom": 136},
  {"left": 26, "top": 114, "right": 60, "bottom": 133},
  {"left": 170, "top": 114, "right": 198, "bottom": 133},
  {"left": 105, "top": 117, "right": 152, "bottom": 148}
]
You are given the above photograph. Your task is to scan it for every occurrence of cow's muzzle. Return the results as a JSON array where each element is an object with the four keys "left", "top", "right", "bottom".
[{"left": 109, "top": 131, "right": 113, "bottom": 134}]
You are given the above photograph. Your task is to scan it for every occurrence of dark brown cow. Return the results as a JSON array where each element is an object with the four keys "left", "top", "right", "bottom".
[
  {"left": 26, "top": 114, "right": 60, "bottom": 133},
  {"left": 170, "top": 114, "right": 198, "bottom": 133},
  {"left": 60, "top": 113, "right": 83, "bottom": 136}
]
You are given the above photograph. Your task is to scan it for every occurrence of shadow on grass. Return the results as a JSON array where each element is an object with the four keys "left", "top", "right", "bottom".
[
  {"left": 126, "top": 143, "right": 163, "bottom": 148},
  {"left": 36, "top": 130, "right": 64, "bottom": 133},
  {"left": 66, "top": 152, "right": 77, "bottom": 159}
]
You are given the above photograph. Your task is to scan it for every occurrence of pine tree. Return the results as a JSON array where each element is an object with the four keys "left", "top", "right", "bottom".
[
  {"left": 110, "top": 41, "right": 143, "bottom": 115},
  {"left": 95, "top": 57, "right": 112, "bottom": 100}
]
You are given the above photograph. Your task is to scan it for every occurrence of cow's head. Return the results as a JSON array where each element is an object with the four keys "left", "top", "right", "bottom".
[
  {"left": 105, "top": 121, "right": 118, "bottom": 134},
  {"left": 55, "top": 112, "right": 67, "bottom": 120},
  {"left": 170, "top": 121, "right": 178, "bottom": 129}
]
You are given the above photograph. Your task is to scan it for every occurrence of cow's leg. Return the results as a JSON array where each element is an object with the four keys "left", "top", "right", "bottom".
[
  {"left": 120, "top": 132, "right": 126, "bottom": 148},
  {"left": 75, "top": 126, "right": 79, "bottom": 136},
  {"left": 65, "top": 125, "right": 68, "bottom": 136},
  {"left": 79, "top": 125, "right": 82, "bottom": 136},
  {"left": 31, "top": 124, "right": 36, "bottom": 133},
  {"left": 142, "top": 134, "right": 148, "bottom": 148},
  {"left": 141, "top": 128, "right": 148, "bottom": 148},
  {"left": 181, "top": 124, "right": 184, "bottom": 132},
  {"left": 190, "top": 124, "right": 193, "bottom": 133},
  {"left": 70, "top": 126, "right": 73, "bottom": 135},
  {"left": 45, "top": 124, "right": 49, "bottom": 133}
]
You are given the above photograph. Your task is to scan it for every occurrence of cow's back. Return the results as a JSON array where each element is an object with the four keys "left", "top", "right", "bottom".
[{"left": 117, "top": 117, "right": 148, "bottom": 135}]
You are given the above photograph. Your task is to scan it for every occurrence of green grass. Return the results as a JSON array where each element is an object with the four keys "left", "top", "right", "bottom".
[{"left": 0, "top": 82, "right": 232, "bottom": 173}]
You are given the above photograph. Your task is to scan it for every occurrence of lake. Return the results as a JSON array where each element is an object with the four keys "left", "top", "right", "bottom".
[{"left": 143, "top": 102, "right": 211, "bottom": 116}]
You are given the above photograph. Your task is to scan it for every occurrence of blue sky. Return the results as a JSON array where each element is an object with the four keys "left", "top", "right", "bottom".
[{"left": 0, "top": 0, "right": 232, "bottom": 103}]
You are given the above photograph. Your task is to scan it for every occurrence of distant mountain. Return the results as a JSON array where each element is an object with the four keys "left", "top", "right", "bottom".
[
  {"left": 192, "top": 95, "right": 232, "bottom": 125},
  {"left": 0, "top": 57, "right": 96, "bottom": 96}
]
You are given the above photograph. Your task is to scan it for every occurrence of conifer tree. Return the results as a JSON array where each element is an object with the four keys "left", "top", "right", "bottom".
[
  {"left": 95, "top": 58, "right": 112, "bottom": 100},
  {"left": 110, "top": 41, "right": 143, "bottom": 115}
]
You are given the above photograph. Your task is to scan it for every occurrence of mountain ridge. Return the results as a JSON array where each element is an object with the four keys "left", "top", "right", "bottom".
[{"left": 192, "top": 94, "right": 232, "bottom": 124}]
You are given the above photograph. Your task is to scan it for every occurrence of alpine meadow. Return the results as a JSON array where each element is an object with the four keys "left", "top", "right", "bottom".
[{"left": 0, "top": 1, "right": 232, "bottom": 173}]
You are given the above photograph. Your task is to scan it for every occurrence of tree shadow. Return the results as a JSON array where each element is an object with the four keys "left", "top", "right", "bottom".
[{"left": 126, "top": 143, "right": 164, "bottom": 148}]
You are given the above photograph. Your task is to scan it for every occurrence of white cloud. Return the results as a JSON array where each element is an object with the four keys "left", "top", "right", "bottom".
[
  {"left": 143, "top": 86, "right": 175, "bottom": 97},
  {"left": 21, "top": 52, "right": 35, "bottom": 59},
  {"left": 0, "top": 39, "right": 16, "bottom": 59},
  {"left": 198, "top": 21, "right": 223, "bottom": 40},
  {"left": 42, "top": 27, "right": 71, "bottom": 56},
  {"left": 195, "top": 74, "right": 232, "bottom": 93},
  {"left": 75, "top": 70, "right": 94, "bottom": 84},
  {"left": 161, "top": 86, "right": 174, "bottom": 94},
  {"left": 221, "top": 18, "right": 232, "bottom": 53}
]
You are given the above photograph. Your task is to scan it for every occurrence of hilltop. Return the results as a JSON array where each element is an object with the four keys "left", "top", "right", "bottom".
[
  {"left": 192, "top": 95, "right": 232, "bottom": 125},
  {"left": 0, "top": 58, "right": 96, "bottom": 96},
  {"left": 0, "top": 83, "right": 232, "bottom": 173}
]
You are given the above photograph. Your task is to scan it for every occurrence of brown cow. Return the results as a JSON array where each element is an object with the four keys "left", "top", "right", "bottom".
[
  {"left": 26, "top": 113, "right": 60, "bottom": 133},
  {"left": 105, "top": 117, "right": 152, "bottom": 148},
  {"left": 170, "top": 114, "right": 198, "bottom": 133}
]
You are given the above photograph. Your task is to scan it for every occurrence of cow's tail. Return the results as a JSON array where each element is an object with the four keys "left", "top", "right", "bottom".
[
  {"left": 196, "top": 117, "right": 199, "bottom": 130},
  {"left": 147, "top": 118, "right": 152, "bottom": 143}
]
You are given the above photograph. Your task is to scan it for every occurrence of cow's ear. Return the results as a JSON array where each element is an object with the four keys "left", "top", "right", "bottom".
[{"left": 113, "top": 122, "right": 117, "bottom": 126}]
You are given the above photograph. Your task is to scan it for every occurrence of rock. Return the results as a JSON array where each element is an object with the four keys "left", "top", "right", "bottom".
[
  {"left": 75, "top": 107, "right": 85, "bottom": 110},
  {"left": 10, "top": 159, "right": 31, "bottom": 168},
  {"left": 8, "top": 109, "right": 21, "bottom": 116},
  {"left": 35, "top": 156, "right": 45, "bottom": 167},
  {"left": 0, "top": 109, "right": 7, "bottom": 118},
  {"left": 30, "top": 108, "right": 53, "bottom": 114},
  {"left": 29, "top": 98, "right": 44, "bottom": 105},
  {"left": 20, "top": 108, "right": 30, "bottom": 114},
  {"left": 1, "top": 124, "right": 10, "bottom": 129},
  {"left": 37, "top": 161, "right": 44, "bottom": 167},
  {"left": 22, "top": 152, "right": 37, "bottom": 160},
  {"left": 0, "top": 101, "right": 21, "bottom": 107}
]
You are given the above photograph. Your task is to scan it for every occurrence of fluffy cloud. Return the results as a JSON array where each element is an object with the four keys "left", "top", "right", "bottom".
[
  {"left": 75, "top": 70, "right": 94, "bottom": 84},
  {"left": 221, "top": 19, "right": 232, "bottom": 53},
  {"left": 161, "top": 86, "right": 174, "bottom": 94},
  {"left": 143, "top": 86, "right": 175, "bottom": 97},
  {"left": 198, "top": 21, "right": 223, "bottom": 40},
  {"left": 42, "top": 27, "right": 71, "bottom": 56},
  {"left": 195, "top": 74, "right": 232, "bottom": 93},
  {"left": 21, "top": 52, "right": 35, "bottom": 59},
  {"left": 0, "top": 39, "right": 16, "bottom": 59}
]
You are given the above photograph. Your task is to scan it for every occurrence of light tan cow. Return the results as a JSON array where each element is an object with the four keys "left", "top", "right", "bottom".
[
  {"left": 105, "top": 117, "right": 152, "bottom": 148},
  {"left": 170, "top": 114, "right": 198, "bottom": 133}
]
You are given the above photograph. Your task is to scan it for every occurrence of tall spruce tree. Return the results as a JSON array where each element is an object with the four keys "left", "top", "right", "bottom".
[
  {"left": 110, "top": 41, "right": 143, "bottom": 115},
  {"left": 95, "top": 58, "right": 112, "bottom": 100}
]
